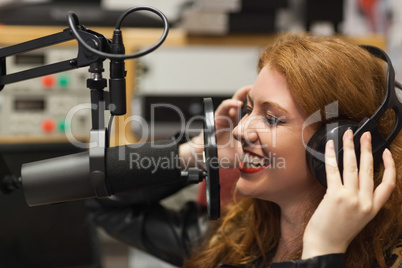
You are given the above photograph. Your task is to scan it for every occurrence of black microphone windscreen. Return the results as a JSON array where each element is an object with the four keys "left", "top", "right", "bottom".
[{"left": 106, "top": 140, "right": 182, "bottom": 194}]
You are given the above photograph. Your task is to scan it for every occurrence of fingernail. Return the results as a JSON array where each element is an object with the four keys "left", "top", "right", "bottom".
[
  {"left": 327, "top": 140, "right": 334, "bottom": 150},
  {"left": 365, "top": 131, "right": 371, "bottom": 142},
  {"left": 347, "top": 129, "right": 353, "bottom": 140},
  {"left": 384, "top": 148, "right": 392, "bottom": 157}
]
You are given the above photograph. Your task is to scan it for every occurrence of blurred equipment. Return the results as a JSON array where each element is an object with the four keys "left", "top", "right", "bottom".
[
  {"left": 101, "top": 0, "right": 187, "bottom": 23},
  {"left": 134, "top": 46, "right": 259, "bottom": 139},
  {"left": 181, "top": 0, "right": 288, "bottom": 35},
  {"left": 0, "top": 48, "right": 93, "bottom": 138},
  {"left": 305, "top": 0, "right": 344, "bottom": 32},
  {"left": 0, "top": 0, "right": 165, "bottom": 27}
]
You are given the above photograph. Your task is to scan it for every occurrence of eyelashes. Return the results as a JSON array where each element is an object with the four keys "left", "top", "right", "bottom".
[
  {"left": 245, "top": 106, "right": 286, "bottom": 126},
  {"left": 265, "top": 115, "right": 285, "bottom": 125}
]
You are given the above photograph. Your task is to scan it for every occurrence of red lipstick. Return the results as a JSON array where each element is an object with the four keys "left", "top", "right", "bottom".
[
  {"left": 238, "top": 162, "right": 265, "bottom": 173},
  {"left": 238, "top": 150, "right": 269, "bottom": 173}
]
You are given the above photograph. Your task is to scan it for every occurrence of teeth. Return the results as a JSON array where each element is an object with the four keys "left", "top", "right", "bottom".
[{"left": 241, "top": 153, "right": 269, "bottom": 167}]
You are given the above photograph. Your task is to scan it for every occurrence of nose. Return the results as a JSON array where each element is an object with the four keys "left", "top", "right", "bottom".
[{"left": 233, "top": 115, "right": 259, "bottom": 145}]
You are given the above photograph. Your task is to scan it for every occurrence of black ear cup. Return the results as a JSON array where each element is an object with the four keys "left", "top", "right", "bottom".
[{"left": 305, "top": 121, "right": 358, "bottom": 187}]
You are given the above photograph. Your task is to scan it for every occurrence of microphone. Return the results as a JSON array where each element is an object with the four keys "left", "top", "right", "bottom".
[
  {"left": 107, "top": 140, "right": 182, "bottom": 193},
  {"left": 21, "top": 98, "right": 221, "bottom": 219},
  {"left": 21, "top": 140, "right": 181, "bottom": 207}
]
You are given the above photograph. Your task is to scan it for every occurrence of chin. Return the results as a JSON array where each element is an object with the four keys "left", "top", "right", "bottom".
[{"left": 235, "top": 177, "right": 259, "bottom": 198}]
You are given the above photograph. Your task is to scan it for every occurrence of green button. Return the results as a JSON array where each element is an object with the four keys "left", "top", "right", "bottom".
[
  {"left": 58, "top": 74, "right": 69, "bottom": 88},
  {"left": 57, "top": 119, "right": 67, "bottom": 133}
]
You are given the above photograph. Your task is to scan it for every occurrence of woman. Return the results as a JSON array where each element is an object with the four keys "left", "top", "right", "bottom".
[{"left": 90, "top": 34, "right": 401, "bottom": 267}]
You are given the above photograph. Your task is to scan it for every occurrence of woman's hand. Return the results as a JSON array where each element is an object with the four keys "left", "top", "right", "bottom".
[
  {"left": 214, "top": 85, "right": 251, "bottom": 168},
  {"left": 178, "top": 85, "right": 251, "bottom": 169},
  {"left": 302, "top": 129, "right": 396, "bottom": 259}
]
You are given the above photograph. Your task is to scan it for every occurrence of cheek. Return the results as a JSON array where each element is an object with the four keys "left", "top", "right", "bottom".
[
  {"left": 264, "top": 132, "right": 309, "bottom": 175},
  {"left": 235, "top": 128, "right": 316, "bottom": 198},
  {"left": 281, "top": 144, "right": 316, "bottom": 187}
]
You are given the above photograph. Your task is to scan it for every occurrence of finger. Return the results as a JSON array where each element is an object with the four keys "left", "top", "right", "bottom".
[
  {"left": 232, "top": 85, "right": 252, "bottom": 102},
  {"left": 215, "top": 99, "right": 243, "bottom": 128},
  {"left": 215, "top": 99, "right": 243, "bottom": 117},
  {"left": 372, "top": 149, "right": 396, "bottom": 213},
  {"left": 325, "top": 140, "right": 343, "bottom": 189},
  {"left": 358, "top": 132, "right": 374, "bottom": 199},
  {"left": 342, "top": 129, "right": 359, "bottom": 190},
  {"left": 231, "top": 86, "right": 252, "bottom": 123}
]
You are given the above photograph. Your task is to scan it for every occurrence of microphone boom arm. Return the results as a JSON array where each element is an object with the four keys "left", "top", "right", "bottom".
[{"left": 0, "top": 26, "right": 110, "bottom": 90}]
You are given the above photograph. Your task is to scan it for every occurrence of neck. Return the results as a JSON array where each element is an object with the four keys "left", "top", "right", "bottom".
[
  {"left": 270, "top": 207, "right": 306, "bottom": 262},
  {"left": 280, "top": 209, "right": 304, "bottom": 242},
  {"left": 273, "top": 184, "right": 325, "bottom": 261}
]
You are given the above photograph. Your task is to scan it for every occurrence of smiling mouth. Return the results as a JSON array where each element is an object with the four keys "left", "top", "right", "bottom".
[{"left": 238, "top": 152, "right": 270, "bottom": 173}]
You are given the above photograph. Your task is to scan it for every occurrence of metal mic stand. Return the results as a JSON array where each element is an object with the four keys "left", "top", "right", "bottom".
[{"left": 87, "top": 60, "right": 111, "bottom": 199}]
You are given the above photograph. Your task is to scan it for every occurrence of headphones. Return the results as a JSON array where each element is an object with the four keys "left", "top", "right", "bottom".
[
  {"left": 305, "top": 45, "right": 402, "bottom": 187},
  {"left": 239, "top": 45, "right": 402, "bottom": 187}
]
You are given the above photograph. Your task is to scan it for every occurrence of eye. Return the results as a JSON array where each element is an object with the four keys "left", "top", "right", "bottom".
[
  {"left": 245, "top": 106, "right": 253, "bottom": 115},
  {"left": 265, "top": 114, "right": 285, "bottom": 126},
  {"left": 239, "top": 104, "right": 252, "bottom": 118}
]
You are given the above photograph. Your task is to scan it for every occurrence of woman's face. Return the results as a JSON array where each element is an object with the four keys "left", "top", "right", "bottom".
[{"left": 233, "top": 65, "right": 320, "bottom": 205}]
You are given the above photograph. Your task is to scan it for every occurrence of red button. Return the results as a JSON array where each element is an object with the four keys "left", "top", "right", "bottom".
[
  {"left": 42, "top": 75, "right": 55, "bottom": 89},
  {"left": 42, "top": 119, "right": 56, "bottom": 133}
]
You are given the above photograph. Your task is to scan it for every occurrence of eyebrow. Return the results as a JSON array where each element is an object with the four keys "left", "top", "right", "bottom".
[{"left": 247, "top": 94, "right": 288, "bottom": 114}]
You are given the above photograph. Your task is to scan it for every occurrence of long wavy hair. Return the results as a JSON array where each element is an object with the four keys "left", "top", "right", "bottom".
[{"left": 183, "top": 34, "right": 402, "bottom": 268}]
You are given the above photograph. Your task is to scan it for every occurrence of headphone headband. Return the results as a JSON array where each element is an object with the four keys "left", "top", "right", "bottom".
[
  {"left": 306, "top": 45, "right": 402, "bottom": 187},
  {"left": 356, "top": 45, "right": 401, "bottom": 154}
]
